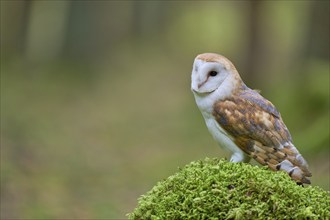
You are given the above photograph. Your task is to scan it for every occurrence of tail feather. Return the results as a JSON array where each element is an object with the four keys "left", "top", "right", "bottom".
[
  {"left": 250, "top": 144, "right": 312, "bottom": 184},
  {"left": 276, "top": 159, "right": 311, "bottom": 184}
]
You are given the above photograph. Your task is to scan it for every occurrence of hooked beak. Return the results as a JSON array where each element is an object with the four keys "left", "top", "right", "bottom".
[{"left": 197, "top": 77, "right": 209, "bottom": 89}]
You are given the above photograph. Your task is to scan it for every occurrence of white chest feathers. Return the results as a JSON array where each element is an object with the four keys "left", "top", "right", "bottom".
[{"left": 197, "top": 103, "right": 248, "bottom": 163}]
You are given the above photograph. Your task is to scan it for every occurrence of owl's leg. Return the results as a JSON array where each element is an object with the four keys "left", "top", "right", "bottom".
[{"left": 230, "top": 152, "right": 250, "bottom": 163}]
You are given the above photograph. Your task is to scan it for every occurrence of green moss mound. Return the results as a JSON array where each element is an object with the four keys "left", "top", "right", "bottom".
[{"left": 128, "top": 158, "right": 330, "bottom": 219}]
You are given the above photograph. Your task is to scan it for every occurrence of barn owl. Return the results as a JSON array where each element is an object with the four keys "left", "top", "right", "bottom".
[{"left": 191, "top": 53, "right": 312, "bottom": 184}]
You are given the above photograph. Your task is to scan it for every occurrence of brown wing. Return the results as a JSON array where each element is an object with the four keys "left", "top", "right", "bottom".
[{"left": 213, "top": 89, "right": 312, "bottom": 184}]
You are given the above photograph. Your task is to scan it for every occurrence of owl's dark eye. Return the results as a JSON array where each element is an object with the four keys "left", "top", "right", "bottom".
[{"left": 209, "top": 71, "right": 218, "bottom": 77}]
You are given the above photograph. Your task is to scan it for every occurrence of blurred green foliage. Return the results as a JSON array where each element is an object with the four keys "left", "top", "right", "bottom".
[{"left": 1, "top": 1, "right": 329, "bottom": 219}]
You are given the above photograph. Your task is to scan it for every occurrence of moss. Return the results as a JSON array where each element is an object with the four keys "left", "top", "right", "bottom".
[{"left": 128, "top": 158, "right": 330, "bottom": 220}]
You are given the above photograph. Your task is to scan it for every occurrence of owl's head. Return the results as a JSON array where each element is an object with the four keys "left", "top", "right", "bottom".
[{"left": 191, "top": 53, "right": 241, "bottom": 95}]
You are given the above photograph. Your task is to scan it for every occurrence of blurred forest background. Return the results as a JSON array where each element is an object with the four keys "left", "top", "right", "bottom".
[{"left": 1, "top": 1, "right": 329, "bottom": 219}]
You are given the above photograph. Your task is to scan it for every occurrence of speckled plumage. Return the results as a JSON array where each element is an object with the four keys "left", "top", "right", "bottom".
[{"left": 191, "top": 53, "right": 311, "bottom": 184}]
